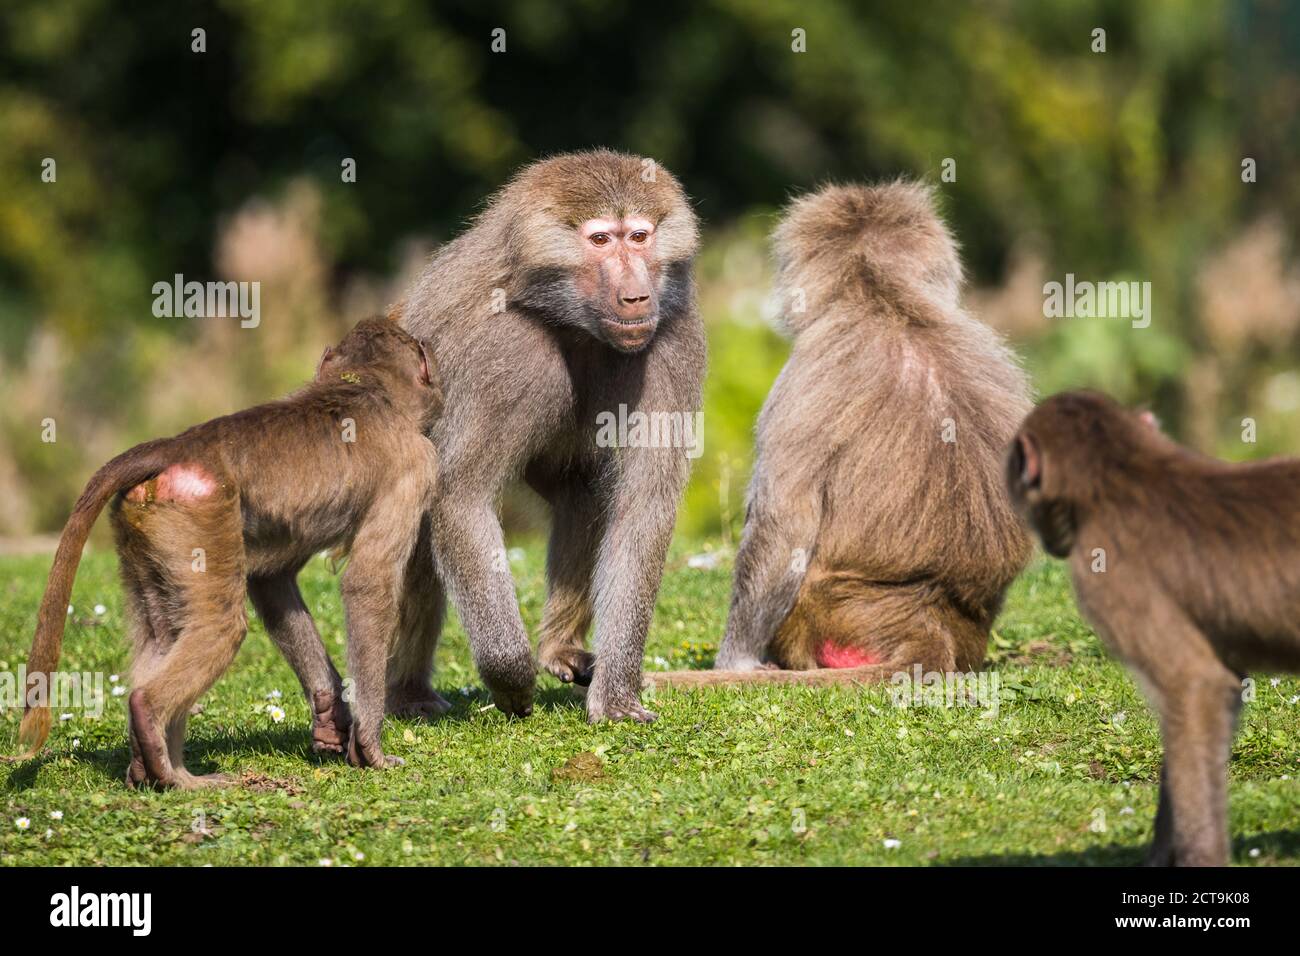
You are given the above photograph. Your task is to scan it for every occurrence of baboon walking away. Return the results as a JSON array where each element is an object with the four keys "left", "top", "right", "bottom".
[
  {"left": 1008, "top": 389, "right": 1300, "bottom": 865},
  {"left": 7, "top": 318, "right": 442, "bottom": 787},
  {"left": 392, "top": 150, "right": 705, "bottom": 722},
  {"left": 647, "top": 181, "right": 1031, "bottom": 690}
]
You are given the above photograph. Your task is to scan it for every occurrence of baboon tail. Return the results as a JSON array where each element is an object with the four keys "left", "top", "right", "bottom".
[
  {"left": 643, "top": 663, "right": 894, "bottom": 691},
  {"left": 6, "top": 439, "right": 176, "bottom": 762}
]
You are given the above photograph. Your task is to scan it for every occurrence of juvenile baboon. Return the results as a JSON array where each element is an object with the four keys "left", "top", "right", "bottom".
[
  {"left": 1008, "top": 390, "right": 1300, "bottom": 866},
  {"left": 8, "top": 319, "right": 441, "bottom": 787},
  {"left": 392, "top": 149, "right": 704, "bottom": 722},
  {"left": 647, "top": 181, "right": 1031, "bottom": 691}
]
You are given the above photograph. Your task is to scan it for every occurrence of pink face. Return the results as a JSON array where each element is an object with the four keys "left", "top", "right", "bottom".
[{"left": 578, "top": 216, "right": 659, "bottom": 352}]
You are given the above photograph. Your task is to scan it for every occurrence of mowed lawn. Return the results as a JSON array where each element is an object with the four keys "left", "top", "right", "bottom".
[{"left": 1, "top": 542, "right": 1297, "bottom": 866}]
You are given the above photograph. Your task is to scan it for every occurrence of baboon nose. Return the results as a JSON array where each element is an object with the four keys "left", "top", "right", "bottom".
[{"left": 617, "top": 292, "right": 654, "bottom": 321}]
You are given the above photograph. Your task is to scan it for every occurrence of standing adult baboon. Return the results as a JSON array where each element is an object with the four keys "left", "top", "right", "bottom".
[
  {"left": 649, "top": 181, "right": 1030, "bottom": 690},
  {"left": 391, "top": 150, "right": 704, "bottom": 722}
]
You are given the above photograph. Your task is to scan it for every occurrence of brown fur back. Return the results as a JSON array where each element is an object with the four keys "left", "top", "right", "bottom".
[{"left": 746, "top": 180, "right": 1031, "bottom": 671}]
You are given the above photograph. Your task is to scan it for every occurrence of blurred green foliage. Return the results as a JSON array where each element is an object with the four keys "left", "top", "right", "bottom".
[{"left": 2, "top": 0, "right": 1299, "bottom": 536}]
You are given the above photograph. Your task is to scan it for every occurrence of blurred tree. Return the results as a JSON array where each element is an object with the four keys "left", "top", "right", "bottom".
[{"left": 0, "top": 0, "right": 1297, "bottom": 535}]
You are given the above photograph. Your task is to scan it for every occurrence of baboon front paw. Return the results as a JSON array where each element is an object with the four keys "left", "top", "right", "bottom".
[
  {"left": 540, "top": 646, "right": 596, "bottom": 686},
  {"left": 490, "top": 686, "right": 535, "bottom": 719},
  {"left": 346, "top": 732, "right": 394, "bottom": 770},
  {"left": 586, "top": 696, "right": 658, "bottom": 724},
  {"left": 311, "top": 689, "right": 353, "bottom": 754}
]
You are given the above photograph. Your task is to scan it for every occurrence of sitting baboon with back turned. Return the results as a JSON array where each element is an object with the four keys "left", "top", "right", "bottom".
[
  {"left": 647, "top": 181, "right": 1031, "bottom": 690},
  {"left": 7, "top": 318, "right": 441, "bottom": 787},
  {"left": 390, "top": 149, "right": 705, "bottom": 723},
  {"left": 1008, "top": 390, "right": 1300, "bottom": 866}
]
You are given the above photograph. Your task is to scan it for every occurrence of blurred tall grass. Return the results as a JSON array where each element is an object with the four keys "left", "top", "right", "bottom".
[
  {"left": 4, "top": 181, "right": 1300, "bottom": 541},
  {"left": 2, "top": 0, "right": 1299, "bottom": 540}
]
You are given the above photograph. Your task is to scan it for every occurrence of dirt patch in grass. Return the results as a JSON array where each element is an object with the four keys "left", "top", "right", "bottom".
[{"left": 552, "top": 752, "right": 606, "bottom": 782}]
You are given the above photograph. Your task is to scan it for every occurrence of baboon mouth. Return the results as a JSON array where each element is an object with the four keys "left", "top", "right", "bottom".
[{"left": 602, "top": 316, "right": 658, "bottom": 352}]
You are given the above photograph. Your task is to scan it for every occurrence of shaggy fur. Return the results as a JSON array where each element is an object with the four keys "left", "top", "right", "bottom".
[
  {"left": 649, "top": 180, "right": 1031, "bottom": 689},
  {"left": 395, "top": 150, "right": 706, "bottom": 722}
]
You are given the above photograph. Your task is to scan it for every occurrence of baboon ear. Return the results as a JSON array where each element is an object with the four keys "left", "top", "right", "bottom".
[
  {"left": 1138, "top": 409, "right": 1160, "bottom": 431},
  {"left": 315, "top": 346, "right": 335, "bottom": 380},
  {"left": 1015, "top": 432, "right": 1042, "bottom": 490},
  {"left": 416, "top": 340, "right": 433, "bottom": 386}
]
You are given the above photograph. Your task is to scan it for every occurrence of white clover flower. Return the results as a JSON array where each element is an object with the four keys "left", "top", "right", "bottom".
[
  {"left": 112, "top": 686, "right": 126, "bottom": 697},
  {"left": 1120, "top": 806, "right": 1135, "bottom": 815},
  {"left": 49, "top": 811, "right": 63, "bottom": 821},
  {"left": 266, "top": 689, "right": 282, "bottom": 701},
  {"left": 882, "top": 838, "right": 901, "bottom": 849},
  {"left": 59, "top": 713, "right": 73, "bottom": 722},
  {"left": 94, "top": 604, "right": 106, "bottom": 616},
  {"left": 1249, "top": 847, "right": 1261, "bottom": 858},
  {"left": 318, "top": 858, "right": 334, "bottom": 867},
  {"left": 71, "top": 738, "right": 80, "bottom": 749},
  {"left": 109, "top": 675, "right": 119, "bottom": 684},
  {"left": 353, "top": 851, "right": 365, "bottom": 861}
]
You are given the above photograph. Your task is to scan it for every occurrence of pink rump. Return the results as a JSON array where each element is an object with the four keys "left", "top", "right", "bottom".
[
  {"left": 126, "top": 463, "right": 217, "bottom": 503},
  {"left": 815, "top": 640, "right": 881, "bottom": 668}
]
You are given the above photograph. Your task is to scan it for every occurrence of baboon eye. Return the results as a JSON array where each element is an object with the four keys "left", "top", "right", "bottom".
[
  {"left": 589, "top": 233, "right": 611, "bottom": 247},
  {"left": 629, "top": 230, "right": 649, "bottom": 244}
]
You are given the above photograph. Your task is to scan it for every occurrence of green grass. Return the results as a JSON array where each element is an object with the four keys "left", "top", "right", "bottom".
[{"left": 1, "top": 542, "right": 1297, "bottom": 866}]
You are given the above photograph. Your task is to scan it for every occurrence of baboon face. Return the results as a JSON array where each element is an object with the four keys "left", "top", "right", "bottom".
[
  {"left": 507, "top": 151, "right": 698, "bottom": 355},
  {"left": 1006, "top": 391, "right": 1157, "bottom": 558},
  {"left": 1007, "top": 428, "right": 1076, "bottom": 558},
  {"left": 574, "top": 214, "right": 662, "bottom": 352}
]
